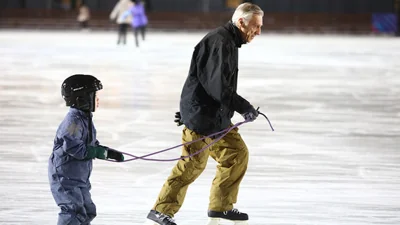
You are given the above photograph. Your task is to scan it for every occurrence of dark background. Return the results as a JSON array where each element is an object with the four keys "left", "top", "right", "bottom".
[
  {"left": 1, "top": 0, "right": 399, "bottom": 34},
  {"left": 0, "top": 0, "right": 396, "bottom": 13}
]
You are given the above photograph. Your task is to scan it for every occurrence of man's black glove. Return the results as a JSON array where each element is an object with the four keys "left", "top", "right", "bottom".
[
  {"left": 242, "top": 106, "right": 259, "bottom": 122},
  {"left": 174, "top": 112, "right": 183, "bottom": 126},
  {"left": 99, "top": 145, "right": 124, "bottom": 162}
]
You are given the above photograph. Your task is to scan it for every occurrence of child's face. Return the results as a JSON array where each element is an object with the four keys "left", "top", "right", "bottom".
[{"left": 95, "top": 91, "right": 100, "bottom": 110}]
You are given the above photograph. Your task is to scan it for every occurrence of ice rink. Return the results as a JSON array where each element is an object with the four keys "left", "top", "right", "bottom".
[{"left": 0, "top": 30, "right": 399, "bottom": 225}]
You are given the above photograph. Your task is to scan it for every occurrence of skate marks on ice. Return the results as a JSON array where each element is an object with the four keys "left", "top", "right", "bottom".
[{"left": 0, "top": 31, "right": 399, "bottom": 225}]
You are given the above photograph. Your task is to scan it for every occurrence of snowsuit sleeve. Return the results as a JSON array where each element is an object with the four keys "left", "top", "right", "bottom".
[
  {"left": 58, "top": 118, "right": 88, "bottom": 160},
  {"left": 196, "top": 41, "right": 252, "bottom": 114}
]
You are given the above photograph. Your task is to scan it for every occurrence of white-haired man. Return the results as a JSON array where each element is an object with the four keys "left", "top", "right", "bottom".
[{"left": 146, "top": 3, "right": 264, "bottom": 225}]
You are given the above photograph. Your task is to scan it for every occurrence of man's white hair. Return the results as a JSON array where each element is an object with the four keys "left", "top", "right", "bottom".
[{"left": 232, "top": 3, "right": 264, "bottom": 26}]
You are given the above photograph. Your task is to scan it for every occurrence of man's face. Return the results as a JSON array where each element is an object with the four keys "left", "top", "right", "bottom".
[{"left": 238, "top": 14, "right": 263, "bottom": 43}]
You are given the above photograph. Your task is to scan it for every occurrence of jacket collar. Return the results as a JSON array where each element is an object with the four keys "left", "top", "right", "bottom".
[
  {"left": 224, "top": 21, "right": 246, "bottom": 48},
  {"left": 69, "top": 107, "right": 92, "bottom": 118}
]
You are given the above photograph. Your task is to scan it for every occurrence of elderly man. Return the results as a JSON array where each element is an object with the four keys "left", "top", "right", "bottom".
[{"left": 146, "top": 3, "right": 264, "bottom": 225}]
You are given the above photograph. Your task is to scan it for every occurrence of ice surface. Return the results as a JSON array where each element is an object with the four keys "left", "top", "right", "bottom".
[{"left": 0, "top": 30, "right": 399, "bottom": 225}]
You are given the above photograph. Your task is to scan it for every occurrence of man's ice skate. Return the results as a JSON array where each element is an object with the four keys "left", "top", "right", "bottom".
[
  {"left": 207, "top": 208, "right": 249, "bottom": 225},
  {"left": 145, "top": 210, "right": 177, "bottom": 225}
]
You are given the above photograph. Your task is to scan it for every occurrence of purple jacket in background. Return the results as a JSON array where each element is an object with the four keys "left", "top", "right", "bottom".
[{"left": 130, "top": 3, "right": 148, "bottom": 28}]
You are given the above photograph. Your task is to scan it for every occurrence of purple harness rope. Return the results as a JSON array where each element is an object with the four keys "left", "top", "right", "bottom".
[{"left": 104, "top": 112, "right": 274, "bottom": 163}]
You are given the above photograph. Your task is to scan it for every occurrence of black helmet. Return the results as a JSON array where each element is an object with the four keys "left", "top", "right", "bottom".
[{"left": 61, "top": 74, "right": 103, "bottom": 112}]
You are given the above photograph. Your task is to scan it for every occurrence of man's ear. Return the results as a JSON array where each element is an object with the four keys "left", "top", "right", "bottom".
[{"left": 239, "top": 18, "right": 247, "bottom": 29}]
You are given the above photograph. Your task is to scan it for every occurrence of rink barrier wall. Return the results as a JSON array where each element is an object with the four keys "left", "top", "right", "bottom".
[{"left": 0, "top": 9, "right": 376, "bottom": 34}]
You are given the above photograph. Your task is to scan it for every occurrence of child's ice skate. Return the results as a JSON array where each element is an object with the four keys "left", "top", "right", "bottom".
[
  {"left": 206, "top": 208, "right": 249, "bottom": 225},
  {"left": 145, "top": 210, "right": 177, "bottom": 225}
]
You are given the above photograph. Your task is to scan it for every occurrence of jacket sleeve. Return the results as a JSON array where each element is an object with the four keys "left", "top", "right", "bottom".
[
  {"left": 59, "top": 118, "right": 88, "bottom": 160},
  {"left": 109, "top": 2, "right": 120, "bottom": 20},
  {"left": 197, "top": 41, "right": 253, "bottom": 114}
]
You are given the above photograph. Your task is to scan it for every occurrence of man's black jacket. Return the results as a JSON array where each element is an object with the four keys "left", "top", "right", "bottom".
[{"left": 179, "top": 21, "right": 253, "bottom": 136}]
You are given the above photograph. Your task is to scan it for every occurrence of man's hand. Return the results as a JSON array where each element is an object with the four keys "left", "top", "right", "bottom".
[
  {"left": 174, "top": 112, "right": 183, "bottom": 126},
  {"left": 242, "top": 106, "right": 259, "bottom": 122}
]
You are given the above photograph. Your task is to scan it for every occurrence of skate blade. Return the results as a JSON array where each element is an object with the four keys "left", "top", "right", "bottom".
[
  {"left": 233, "top": 221, "right": 249, "bottom": 225},
  {"left": 207, "top": 218, "right": 249, "bottom": 225},
  {"left": 207, "top": 218, "right": 220, "bottom": 225},
  {"left": 144, "top": 219, "right": 158, "bottom": 225}
]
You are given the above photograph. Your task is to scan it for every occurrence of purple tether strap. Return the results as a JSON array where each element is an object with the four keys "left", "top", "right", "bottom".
[{"left": 104, "top": 112, "right": 274, "bottom": 163}]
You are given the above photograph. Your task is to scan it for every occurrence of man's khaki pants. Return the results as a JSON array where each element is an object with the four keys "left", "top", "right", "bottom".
[{"left": 152, "top": 126, "right": 249, "bottom": 217}]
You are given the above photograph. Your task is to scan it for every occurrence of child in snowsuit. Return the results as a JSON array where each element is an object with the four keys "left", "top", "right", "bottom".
[{"left": 48, "top": 74, "right": 124, "bottom": 225}]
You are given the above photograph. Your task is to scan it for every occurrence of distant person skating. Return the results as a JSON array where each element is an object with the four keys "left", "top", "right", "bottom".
[
  {"left": 110, "top": 0, "right": 134, "bottom": 45},
  {"left": 77, "top": 3, "right": 90, "bottom": 31},
  {"left": 120, "top": 0, "right": 148, "bottom": 47}
]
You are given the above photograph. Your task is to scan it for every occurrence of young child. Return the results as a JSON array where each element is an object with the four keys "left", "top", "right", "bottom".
[{"left": 48, "top": 74, "right": 124, "bottom": 225}]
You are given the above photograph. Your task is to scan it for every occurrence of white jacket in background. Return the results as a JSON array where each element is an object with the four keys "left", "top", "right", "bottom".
[
  {"left": 77, "top": 5, "right": 90, "bottom": 22},
  {"left": 110, "top": 0, "right": 133, "bottom": 24}
]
